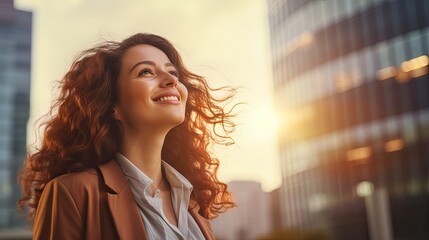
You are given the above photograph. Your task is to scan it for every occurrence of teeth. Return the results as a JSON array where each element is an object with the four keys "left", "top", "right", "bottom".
[{"left": 157, "top": 96, "right": 179, "bottom": 102}]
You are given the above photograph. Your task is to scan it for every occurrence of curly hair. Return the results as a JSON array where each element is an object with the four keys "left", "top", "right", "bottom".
[{"left": 18, "top": 33, "right": 236, "bottom": 220}]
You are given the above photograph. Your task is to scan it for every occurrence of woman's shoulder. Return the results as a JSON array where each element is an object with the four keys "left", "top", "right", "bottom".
[
  {"left": 35, "top": 167, "right": 108, "bottom": 238},
  {"left": 46, "top": 168, "right": 100, "bottom": 193}
]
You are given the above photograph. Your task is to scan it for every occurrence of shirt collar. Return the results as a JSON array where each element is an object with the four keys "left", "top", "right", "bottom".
[
  {"left": 115, "top": 152, "right": 193, "bottom": 192},
  {"left": 162, "top": 161, "right": 193, "bottom": 191}
]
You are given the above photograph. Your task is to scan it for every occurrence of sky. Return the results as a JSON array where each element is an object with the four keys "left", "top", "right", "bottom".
[{"left": 16, "top": 0, "right": 281, "bottom": 191}]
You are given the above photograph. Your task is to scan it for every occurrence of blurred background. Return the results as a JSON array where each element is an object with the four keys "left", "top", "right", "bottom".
[{"left": 1, "top": 0, "right": 428, "bottom": 239}]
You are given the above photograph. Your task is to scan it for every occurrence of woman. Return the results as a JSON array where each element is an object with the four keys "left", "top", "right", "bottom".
[{"left": 19, "top": 33, "right": 236, "bottom": 239}]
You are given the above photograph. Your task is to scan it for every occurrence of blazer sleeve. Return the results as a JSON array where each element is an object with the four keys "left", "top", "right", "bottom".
[{"left": 33, "top": 179, "right": 83, "bottom": 240}]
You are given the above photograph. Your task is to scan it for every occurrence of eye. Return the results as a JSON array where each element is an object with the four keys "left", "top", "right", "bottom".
[
  {"left": 169, "top": 70, "right": 179, "bottom": 78},
  {"left": 138, "top": 68, "right": 153, "bottom": 77}
]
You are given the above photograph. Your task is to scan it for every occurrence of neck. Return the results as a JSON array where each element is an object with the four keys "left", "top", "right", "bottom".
[{"left": 119, "top": 128, "right": 169, "bottom": 184}]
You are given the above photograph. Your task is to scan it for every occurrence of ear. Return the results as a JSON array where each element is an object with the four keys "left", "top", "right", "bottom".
[{"left": 112, "top": 107, "right": 121, "bottom": 121}]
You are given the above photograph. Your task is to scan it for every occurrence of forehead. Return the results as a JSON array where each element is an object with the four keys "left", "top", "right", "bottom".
[{"left": 121, "top": 44, "right": 172, "bottom": 67}]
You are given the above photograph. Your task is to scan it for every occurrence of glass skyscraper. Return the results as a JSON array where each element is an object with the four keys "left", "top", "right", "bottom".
[
  {"left": 0, "top": 0, "right": 32, "bottom": 228},
  {"left": 268, "top": 0, "right": 429, "bottom": 239}
]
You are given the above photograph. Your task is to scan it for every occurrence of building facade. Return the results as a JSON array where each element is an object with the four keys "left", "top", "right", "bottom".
[
  {"left": 268, "top": 0, "right": 429, "bottom": 239},
  {"left": 0, "top": 0, "right": 32, "bottom": 229}
]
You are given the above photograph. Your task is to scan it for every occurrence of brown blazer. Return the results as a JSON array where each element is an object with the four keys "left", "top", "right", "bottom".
[{"left": 33, "top": 160, "right": 215, "bottom": 240}]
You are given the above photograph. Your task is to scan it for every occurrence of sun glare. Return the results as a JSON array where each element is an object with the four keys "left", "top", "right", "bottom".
[{"left": 246, "top": 105, "right": 280, "bottom": 136}]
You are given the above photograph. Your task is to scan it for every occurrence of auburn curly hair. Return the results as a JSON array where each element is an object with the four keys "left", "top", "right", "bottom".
[{"left": 18, "top": 33, "right": 236, "bottom": 220}]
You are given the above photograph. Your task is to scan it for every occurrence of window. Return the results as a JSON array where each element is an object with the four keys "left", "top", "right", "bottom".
[
  {"left": 418, "top": 109, "right": 429, "bottom": 140},
  {"left": 375, "top": 41, "right": 392, "bottom": 69},
  {"left": 391, "top": 37, "right": 407, "bottom": 66},
  {"left": 360, "top": 47, "right": 376, "bottom": 82},
  {"left": 406, "top": 30, "right": 423, "bottom": 59},
  {"left": 401, "top": 113, "right": 418, "bottom": 145}
]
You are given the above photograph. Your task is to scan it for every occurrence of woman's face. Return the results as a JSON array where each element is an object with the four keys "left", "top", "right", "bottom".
[{"left": 114, "top": 44, "right": 188, "bottom": 132}]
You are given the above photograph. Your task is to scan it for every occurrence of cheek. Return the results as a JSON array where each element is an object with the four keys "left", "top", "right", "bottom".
[
  {"left": 116, "top": 87, "right": 151, "bottom": 122},
  {"left": 123, "top": 82, "right": 152, "bottom": 104},
  {"left": 119, "top": 89, "right": 137, "bottom": 107},
  {"left": 180, "top": 84, "right": 189, "bottom": 102}
]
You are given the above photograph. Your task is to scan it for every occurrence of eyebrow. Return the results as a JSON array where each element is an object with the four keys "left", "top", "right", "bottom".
[{"left": 129, "top": 61, "right": 176, "bottom": 73}]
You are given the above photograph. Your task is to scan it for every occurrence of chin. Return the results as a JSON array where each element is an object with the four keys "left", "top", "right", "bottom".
[
  {"left": 166, "top": 114, "right": 186, "bottom": 127},
  {"left": 172, "top": 117, "right": 186, "bottom": 126}
]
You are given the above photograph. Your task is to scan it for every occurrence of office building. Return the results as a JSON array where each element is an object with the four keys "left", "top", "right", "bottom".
[
  {"left": 268, "top": 0, "right": 429, "bottom": 239},
  {"left": 0, "top": 0, "right": 32, "bottom": 228}
]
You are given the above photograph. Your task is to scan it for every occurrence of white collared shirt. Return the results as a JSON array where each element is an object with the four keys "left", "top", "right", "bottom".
[{"left": 115, "top": 153, "right": 205, "bottom": 240}]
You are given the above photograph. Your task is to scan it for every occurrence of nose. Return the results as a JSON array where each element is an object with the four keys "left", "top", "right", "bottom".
[{"left": 160, "top": 72, "right": 178, "bottom": 88}]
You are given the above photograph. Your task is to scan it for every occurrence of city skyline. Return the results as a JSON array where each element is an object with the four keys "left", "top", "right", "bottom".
[{"left": 3, "top": 0, "right": 429, "bottom": 239}]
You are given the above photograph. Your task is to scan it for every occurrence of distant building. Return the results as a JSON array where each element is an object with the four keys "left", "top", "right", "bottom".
[
  {"left": 211, "top": 181, "right": 272, "bottom": 240},
  {"left": 269, "top": 187, "right": 283, "bottom": 232},
  {"left": 0, "top": 0, "right": 32, "bottom": 229},
  {"left": 268, "top": 0, "right": 429, "bottom": 239}
]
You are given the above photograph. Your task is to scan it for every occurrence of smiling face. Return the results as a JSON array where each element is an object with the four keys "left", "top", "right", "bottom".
[{"left": 113, "top": 44, "right": 188, "bottom": 133}]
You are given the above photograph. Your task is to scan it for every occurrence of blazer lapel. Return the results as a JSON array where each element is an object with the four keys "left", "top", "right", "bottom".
[
  {"left": 99, "top": 160, "right": 216, "bottom": 240},
  {"left": 99, "top": 160, "right": 147, "bottom": 240},
  {"left": 189, "top": 200, "right": 215, "bottom": 240}
]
